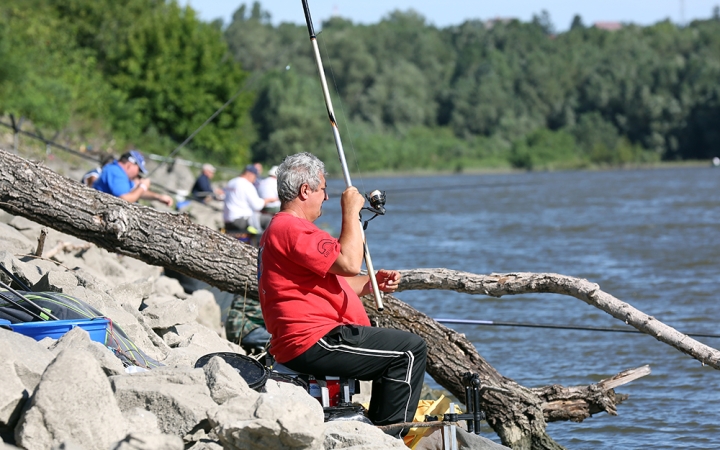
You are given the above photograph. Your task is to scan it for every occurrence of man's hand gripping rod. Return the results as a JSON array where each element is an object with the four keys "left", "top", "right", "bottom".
[{"left": 301, "top": 0, "right": 383, "bottom": 311}]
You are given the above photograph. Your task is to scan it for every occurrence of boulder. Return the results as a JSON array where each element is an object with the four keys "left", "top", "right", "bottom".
[
  {"left": 153, "top": 276, "right": 187, "bottom": 299},
  {"left": 207, "top": 384, "right": 325, "bottom": 450},
  {"left": 0, "top": 329, "right": 54, "bottom": 439},
  {"left": 110, "top": 432, "right": 184, "bottom": 450},
  {"left": 108, "top": 281, "right": 150, "bottom": 311},
  {"left": 201, "top": 356, "right": 254, "bottom": 405},
  {"left": 187, "top": 290, "right": 222, "bottom": 336},
  {"left": 49, "top": 327, "right": 126, "bottom": 376},
  {"left": 142, "top": 295, "right": 198, "bottom": 329},
  {"left": 323, "top": 421, "right": 408, "bottom": 449},
  {"left": 156, "top": 322, "right": 243, "bottom": 368},
  {"left": 33, "top": 270, "right": 79, "bottom": 293},
  {"left": 110, "top": 368, "right": 216, "bottom": 436},
  {"left": 14, "top": 349, "right": 129, "bottom": 450},
  {"left": 0, "top": 223, "right": 34, "bottom": 255}
]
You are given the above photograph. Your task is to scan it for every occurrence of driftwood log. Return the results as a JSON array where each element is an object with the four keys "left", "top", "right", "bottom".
[{"left": 1, "top": 148, "right": 710, "bottom": 449}]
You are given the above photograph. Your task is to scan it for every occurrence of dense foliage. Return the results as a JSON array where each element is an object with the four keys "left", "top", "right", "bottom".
[
  {"left": 0, "top": 0, "right": 253, "bottom": 165},
  {"left": 227, "top": 4, "right": 720, "bottom": 172},
  {"left": 1, "top": 1, "right": 719, "bottom": 172}
]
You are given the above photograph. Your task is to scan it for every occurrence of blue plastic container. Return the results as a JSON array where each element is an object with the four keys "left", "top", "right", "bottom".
[{"left": 8, "top": 318, "right": 109, "bottom": 343}]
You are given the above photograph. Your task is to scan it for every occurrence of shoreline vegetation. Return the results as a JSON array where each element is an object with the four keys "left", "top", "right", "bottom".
[
  {"left": 2, "top": 1, "right": 720, "bottom": 174},
  {"left": 1, "top": 125, "right": 715, "bottom": 187}
]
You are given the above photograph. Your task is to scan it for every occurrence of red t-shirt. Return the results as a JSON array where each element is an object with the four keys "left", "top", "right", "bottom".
[{"left": 258, "top": 212, "right": 371, "bottom": 363}]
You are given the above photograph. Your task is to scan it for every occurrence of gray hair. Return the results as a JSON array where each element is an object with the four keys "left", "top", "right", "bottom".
[{"left": 277, "top": 152, "right": 326, "bottom": 203}]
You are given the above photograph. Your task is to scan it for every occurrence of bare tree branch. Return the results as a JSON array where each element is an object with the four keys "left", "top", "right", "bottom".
[{"left": 397, "top": 269, "right": 720, "bottom": 370}]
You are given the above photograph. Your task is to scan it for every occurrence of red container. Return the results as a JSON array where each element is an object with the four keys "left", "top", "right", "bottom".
[{"left": 325, "top": 377, "right": 340, "bottom": 407}]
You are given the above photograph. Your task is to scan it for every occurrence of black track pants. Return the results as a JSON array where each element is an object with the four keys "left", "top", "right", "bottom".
[{"left": 282, "top": 325, "right": 427, "bottom": 425}]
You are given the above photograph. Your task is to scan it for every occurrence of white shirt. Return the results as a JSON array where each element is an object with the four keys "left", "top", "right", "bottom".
[
  {"left": 258, "top": 176, "right": 280, "bottom": 209},
  {"left": 223, "top": 176, "right": 265, "bottom": 223}
]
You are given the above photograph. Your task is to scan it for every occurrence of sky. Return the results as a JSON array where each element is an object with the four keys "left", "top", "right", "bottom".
[{"left": 182, "top": 0, "right": 719, "bottom": 30}]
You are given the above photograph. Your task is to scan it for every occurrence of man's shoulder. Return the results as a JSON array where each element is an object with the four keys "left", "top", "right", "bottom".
[
  {"left": 270, "top": 214, "right": 326, "bottom": 236},
  {"left": 102, "top": 162, "right": 124, "bottom": 176}
]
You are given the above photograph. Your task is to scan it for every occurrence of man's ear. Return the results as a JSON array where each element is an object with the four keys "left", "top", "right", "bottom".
[{"left": 298, "top": 183, "right": 310, "bottom": 200}]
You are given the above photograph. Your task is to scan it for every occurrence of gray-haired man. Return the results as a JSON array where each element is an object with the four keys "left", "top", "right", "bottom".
[{"left": 257, "top": 152, "right": 426, "bottom": 428}]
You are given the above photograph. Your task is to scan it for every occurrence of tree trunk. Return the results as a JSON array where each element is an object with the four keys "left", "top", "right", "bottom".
[{"left": 0, "top": 148, "right": 678, "bottom": 449}]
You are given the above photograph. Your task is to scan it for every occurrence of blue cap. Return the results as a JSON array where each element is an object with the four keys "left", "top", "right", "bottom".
[
  {"left": 125, "top": 150, "right": 147, "bottom": 175},
  {"left": 244, "top": 164, "right": 259, "bottom": 176}
]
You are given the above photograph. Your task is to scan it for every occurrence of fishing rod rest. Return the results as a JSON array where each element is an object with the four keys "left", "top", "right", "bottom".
[{"left": 424, "top": 372, "right": 487, "bottom": 435}]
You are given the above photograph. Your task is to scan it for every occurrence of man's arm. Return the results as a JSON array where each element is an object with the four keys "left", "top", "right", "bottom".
[
  {"left": 118, "top": 178, "right": 147, "bottom": 203},
  {"left": 140, "top": 190, "right": 174, "bottom": 207},
  {"left": 343, "top": 269, "right": 401, "bottom": 296},
  {"left": 329, "top": 187, "right": 366, "bottom": 276},
  {"left": 120, "top": 178, "right": 173, "bottom": 206}
]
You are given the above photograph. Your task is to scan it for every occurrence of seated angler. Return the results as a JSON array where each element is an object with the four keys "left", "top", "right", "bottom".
[
  {"left": 257, "top": 152, "right": 427, "bottom": 428},
  {"left": 93, "top": 150, "right": 173, "bottom": 207}
]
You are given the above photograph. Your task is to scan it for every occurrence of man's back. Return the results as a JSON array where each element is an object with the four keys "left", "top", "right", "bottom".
[
  {"left": 223, "top": 176, "right": 265, "bottom": 223},
  {"left": 93, "top": 161, "right": 133, "bottom": 196}
]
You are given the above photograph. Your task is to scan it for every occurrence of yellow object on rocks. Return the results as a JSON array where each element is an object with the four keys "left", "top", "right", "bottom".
[{"left": 403, "top": 395, "right": 461, "bottom": 448}]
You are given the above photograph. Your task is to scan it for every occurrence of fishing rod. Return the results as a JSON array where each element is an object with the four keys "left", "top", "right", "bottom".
[
  {"left": 301, "top": 0, "right": 384, "bottom": 310},
  {"left": 0, "top": 280, "right": 58, "bottom": 321},
  {"left": 434, "top": 318, "right": 720, "bottom": 339},
  {"left": 0, "top": 262, "right": 59, "bottom": 320},
  {"left": 146, "top": 71, "right": 262, "bottom": 178},
  {"left": 0, "top": 262, "right": 32, "bottom": 291}
]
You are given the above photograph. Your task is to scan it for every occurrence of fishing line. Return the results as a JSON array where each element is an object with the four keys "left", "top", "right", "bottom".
[
  {"left": 316, "top": 29, "right": 366, "bottom": 195},
  {"left": 146, "top": 70, "right": 264, "bottom": 178},
  {"left": 434, "top": 318, "right": 720, "bottom": 339},
  {"left": 146, "top": 40, "right": 302, "bottom": 177}
]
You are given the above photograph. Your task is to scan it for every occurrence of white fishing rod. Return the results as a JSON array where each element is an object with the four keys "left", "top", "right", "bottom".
[{"left": 301, "top": 0, "right": 384, "bottom": 311}]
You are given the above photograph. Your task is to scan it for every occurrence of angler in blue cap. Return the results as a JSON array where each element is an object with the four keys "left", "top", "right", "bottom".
[{"left": 93, "top": 149, "right": 173, "bottom": 206}]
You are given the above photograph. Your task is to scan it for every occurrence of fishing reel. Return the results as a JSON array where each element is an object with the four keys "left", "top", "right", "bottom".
[{"left": 361, "top": 190, "right": 386, "bottom": 230}]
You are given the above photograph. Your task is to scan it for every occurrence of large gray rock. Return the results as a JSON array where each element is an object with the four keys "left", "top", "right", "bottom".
[
  {"left": 122, "top": 407, "right": 161, "bottom": 435},
  {"left": 6, "top": 258, "right": 47, "bottom": 289},
  {"left": 156, "top": 322, "right": 244, "bottom": 368},
  {"left": 0, "top": 329, "right": 54, "bottom": 436},
  {"left": 49, "top": 327, "right": 126, "bottom": 376},
  {"left": 33, "top": 270, "right": 79, "bottom": 293},
  {"left": 108, "top": 281, "right": 150, "bottom": 311},
  {"left": 208, "top": 385, "right": 325, "bottom": 450},
  {"left": 142, "top": 295, "right": 198, "bottom": 329},
  {"left": 0, "top": 251, "right": 15, "bottom": 285},
  {"left": 110, "top": 368, "right": 216, "bottom": 436},
  {"left": 14, "top": 349, "right": 129, "bottom": 450},
  {"left": 201, "top": 356, "right": 254, "bottom": 405},
  {"left": 323, "top": 421, "right": 408, "bottom": 449},
  {"left": 0, "top": 223, "right": 34, "bottom": 254},
  {"left": 110, "top": 432, "right": 184, "bottom": 450},
  {"left": 187, "top": 290, "right": 222, "bottom": 336},
  {"left": 76, "top": 246, "right": 133, "bottom": 283},
  {"left": 7, "top": 215, "right": 44, "bottom": 237},
  {"left": 153, "top": 276, "right": 187, "bottom": 298}
]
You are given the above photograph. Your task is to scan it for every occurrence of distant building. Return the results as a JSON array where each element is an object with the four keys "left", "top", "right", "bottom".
[
  {"left": 593, "top": 21, "right": 623, "bottom": 31},
  {"left": 484, "top": 17, "right": 516, "bottom": 29}
]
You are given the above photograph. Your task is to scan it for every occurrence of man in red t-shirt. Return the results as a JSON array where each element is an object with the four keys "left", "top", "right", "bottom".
[{"left": 258, "top": 152, "right": 426, "bottom": 428}]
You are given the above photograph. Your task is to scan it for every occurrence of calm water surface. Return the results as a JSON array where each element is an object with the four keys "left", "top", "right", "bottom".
[{"left": 322, "top": 167, "right": 720, "bottom": 449}]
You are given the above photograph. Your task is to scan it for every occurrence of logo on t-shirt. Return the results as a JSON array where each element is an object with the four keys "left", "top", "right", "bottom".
[{"left": 317, "top": 239, "right": 334, "bottom": 257}]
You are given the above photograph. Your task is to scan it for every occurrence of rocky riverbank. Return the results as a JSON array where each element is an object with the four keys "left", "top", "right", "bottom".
[
  {"left": 0, "top": 211, "right": 412, "bottom": 449},
  {"left": 0, "top": 146, "right": 508, "bottom": 449}
]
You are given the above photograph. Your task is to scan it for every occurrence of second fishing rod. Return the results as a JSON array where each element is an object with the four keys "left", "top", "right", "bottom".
[{"left": 301, "top": 0, "right": 384, "bottom": 311}]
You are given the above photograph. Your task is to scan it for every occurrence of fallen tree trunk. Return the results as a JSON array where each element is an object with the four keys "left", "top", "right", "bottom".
[{"left": 0, "top": 148, "right": 671, "bottom": 449}]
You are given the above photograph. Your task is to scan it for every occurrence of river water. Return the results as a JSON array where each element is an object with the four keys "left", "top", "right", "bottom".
[{"left": 321, "top": 166, "right": 720, "bottom": 449}]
